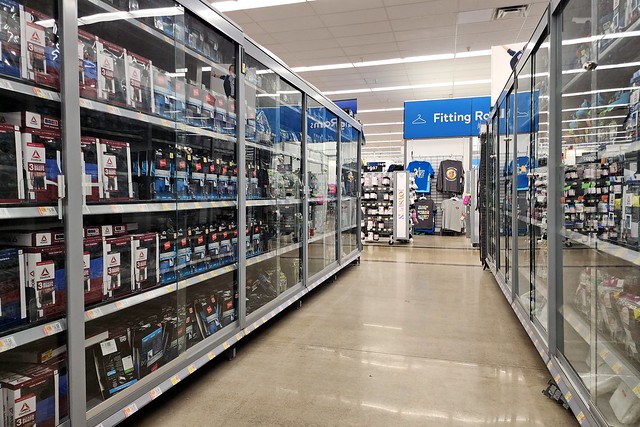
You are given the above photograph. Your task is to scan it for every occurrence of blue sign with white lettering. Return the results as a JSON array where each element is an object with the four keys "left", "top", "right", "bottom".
[
  {"left": 498, "top": 91, "right": 540, "bottom": 134},
  {"left": 403, "top": 96, "right": 492, "bottom": 139}
]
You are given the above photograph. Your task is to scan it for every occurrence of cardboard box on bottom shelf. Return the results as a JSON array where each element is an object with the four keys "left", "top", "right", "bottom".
[{"left": 0, "top": 364, "right": 59, "bottom": 427}]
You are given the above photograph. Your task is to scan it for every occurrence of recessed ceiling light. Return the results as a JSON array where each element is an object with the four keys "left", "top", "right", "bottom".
[
  {"left": 323, "top": 79, "right": 490, "bottom": 95},
  {"left": 212, "top": 0, "right": 315, "bottom": 12}
]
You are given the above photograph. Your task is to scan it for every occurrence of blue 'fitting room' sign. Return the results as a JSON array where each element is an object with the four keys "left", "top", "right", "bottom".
[{"left": 403, "top": 96, "right": 491, "bottom": 139}]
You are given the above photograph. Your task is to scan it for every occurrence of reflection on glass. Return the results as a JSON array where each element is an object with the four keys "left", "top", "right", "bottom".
[
  {"left": 498, "top": 94, "right": 512, "bottom": 285},
  {"left": 560, "top": 1, "right": 640, "bottom": 424},
  {"left": 308, "top": 100, "right": 338, "bottom": 277},
  {"left": 341, "top": 124, "right": 358, "bottom": 258}
]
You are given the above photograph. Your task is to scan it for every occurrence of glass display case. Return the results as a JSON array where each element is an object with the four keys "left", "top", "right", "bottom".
[{"left": 0, "top": 1, "right": 362, "bottom": 425}]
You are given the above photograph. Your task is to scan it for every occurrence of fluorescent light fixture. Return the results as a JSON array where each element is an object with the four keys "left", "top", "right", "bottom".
[
  {"left": 323, "top": 78, "right": 490, "bottom": 95},
  {"left": 562, "top": 124, "right": 623, "bottom": 132},
  {"left": 562, "top": 30, "right": 640, "bottom": 47},
  {"left": 563, "top": 115, "right": 627, "bottom": 123},
  {"left": 201, "top": 66, "right": 212, "bottom": 72},
  {"left": 563, "top": 86, "right": 635, "bottom": 97},
  {"left": 256, "top": 93, "right": 278, "bottom": 98},
  {"left": 563, "top": 104, "right": 629, "bottom": 112},
  {"left": 453, "top": 79, "right": 492, "bottom": 86},
  {"left": 365, "top": 132, "right": 403, "bottom": 136},
  {"left": 364, "top": 122, "right": 403, "bottom": 127},
  {"left": 78, "top": 7, "right": 182, "bottom": 26},
  {"left": 213, "top": 0, "right": 314, "bottom": 12},
  {"left": 455, "top": 49, "right": 492, "bottom": 58},
  {"left": 359, "top": 107, "right": 404, "bottom": 113},
  {"left": 292, "top": 63, "right": 354, "bottom": 73}
]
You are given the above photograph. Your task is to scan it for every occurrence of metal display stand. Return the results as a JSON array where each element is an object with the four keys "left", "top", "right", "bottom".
[{"left": 392, "top": 171, "right": 413, "bottom": 245}]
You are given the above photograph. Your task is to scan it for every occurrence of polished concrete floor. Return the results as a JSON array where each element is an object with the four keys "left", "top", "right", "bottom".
[{"left": 124, "top": 236, "right": 577, "bottom": 427}]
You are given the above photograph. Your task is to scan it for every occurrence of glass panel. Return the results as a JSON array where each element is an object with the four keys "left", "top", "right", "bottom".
[
  {"left": 498, "top": 93, "right": 512, "bottom": 284},
  {"left": 341, "top": 123, "right": 358, "bottom": 258},
  {"left": 76, "top": 2, "right": 239, "bottom": 409},
  {"left": 244, "top": 55, "right": 303, "bottom": 315},
  {"left": 0, "top": 2, "right": 68, "bottom": 424},
  {"left": 307, "top": 100, "right": 338, "bottom": 277},
  {"left": 488, "top": 114, "right": 498, "bottom": 264},
  {"left": 560, "top": 0, "right": 640, "bottom": 423}
]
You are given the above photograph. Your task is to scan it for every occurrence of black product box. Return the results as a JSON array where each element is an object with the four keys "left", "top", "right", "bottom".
[
  {"left": 204, "top": 157, "right": 218, "bottom": 199},
  {"left": 188, "top": 153, "right": 206, "bottom": 199},
  {"left": 202, "top": 90, "right": 216, "bottom": 130},
  {"left": 81, "top": 137, "right": 100, "bottom": 202},
  {"left": 131, "top": 322, "right": 164, "bottom": 379},
  {"left": 96, "top": 37, "right": 127, "bottom": 106},
  {"left": 185, "top": 82, "right": 204, "bottom": 128},
  {"left": 24, "top": 245, "right": 66, "bottom": 321},
  {"left": 0, "top": 230, "right": 64, "bottom": 247},
  {"left": 174, "top": 149, "right": 189, "bottom": 200},
  {"left": 1, "top": 112, "right": 63, "bottom": 203},
  {"left": 152, "top": 66, "right": 174, "bottom": 119},
  {"left": 159, "top": 229, "right": 177, "bottom": 284},
  {"left": 0, "top": 248, "right": 26, "bottom": 332},
  {"left": 0, "top": 123, "right": 24, "bottom": 202},
  {"left": 98, "top": 139, "right": 133, "bottom": 201},
  {"left": 78, "top": 29, "right": 97, "bottom": 99},
  {"left": 176, "top": 229, "right": 192, "bottom": 278},
  {"left": 132, "top": 233, "right": 159, "bottom": 290},
  {"left": 21, "top": 7, "right": 60, "bottom": 90},
  {"left": 92, "top": 330, "right": 137, "bottom": 400},
  {"left": 102, "top": 235, "right": 134, "bottom": 300},
  {"left": 134, "top": 148, "right": 174, "bottom": 200},
  {"left": 184, "top": 304, "right": 202, "bottom": 349},
  {"left": 193, "top": 295, "right": 221, "bottom": 339},
  {"left": 0, "top": 364, "right": 59, "bottom": 427},
  {"left": 189, "top": 226, "right": 207, "bottom": 274},
  {"left": 83, "top": 237, "right": 104, "bottom": 306},
  {"left": 206, "top": 224, "right": 220, "bottom": 268},
  {"left": 0, "top": 0, "right": 22, "bottom": 79},
  {"left": 126, "top": 51, "right": 153, "bottom": 113},
  {"left": 161, "top": 315, "right": 183, "bottom": 363},
  {"left": 215, "top": 288, "right": 236, "bottom": 327}
]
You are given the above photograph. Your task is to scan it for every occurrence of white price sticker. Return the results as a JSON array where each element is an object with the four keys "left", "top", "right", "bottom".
[
  {"left": 0, "top": 336, "right": 17, "bottom": 353},
  {"left": 123, "top": 403, "right": 138, "bottom": 417},
  {"left": 43, "top": 322, "right": 63, "bottom": 336},
  {"left": 149, "top": 387, "right": 162, "bottom": 400}
]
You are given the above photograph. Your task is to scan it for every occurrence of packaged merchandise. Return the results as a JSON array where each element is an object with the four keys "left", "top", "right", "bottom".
[
  {"left": 174, "top": 149, "right": 189, "bottom": 200},
  {"left": 21, "top": 7, "right": 60, "bottom": 89},
  {"left": 202, "top": 90, "right": 216, "bottom": 130},
  {"left": 206, "top": 225, "right": 220, "bottom": 268},
  {"left": 131, "top": 322, "right": 164, "bottom": 379},
  {"left": 193, "top": 295, "right": 221, "bottom": 338},
  {"left": 0, "top": 364, "right": 59, "bottom": 427},
  {"left": 102, "top": 235, "right": 134, "bottom": 300},
  {"left": 131, "top": 0, "right": 176, "bottom": 37},
  {"left": 83, "top": 237, "right": 104, "bottom": 305},
  {"left": 174, "top": 79, "right": 186, "bottom": 123},
  {"left": 78, "top": 29, "right": 97, "bottom": 99},
  {"left": 0, "top": 229, "right": 65, "bottom": 247},
  {"left": 159, "top": 229, "right": 177, "bottom": 284},
  {"left": 188, "top": 153, "right": 207, "bottom": 199},
  {"left": 1, "top": 112, "right": 63, "bottom": 203},
  {"left": 100, "top": 223, "right": 127, "bottom": 238},
  {"left": 81, "top": 137, "right": 100, "bottom": 202},
  {"left": 152, "top": 66, "right": 174, "bottom": 119},
  {"left": 161, "top": 314, "right": 184, "bottom": 363},
  {"left": 189, "top": 226, "right": 207, "bottom": 274},
  {"left": 0, "top": 0, "right": 22, "bottom": 79},
  {"left": 176, "top": 229, "right": 192, "bottom": 278},
  {"left": 0, "top": 248, "right": 26, "bottom": 331},
  {"left": 98, "top": 139, "right": 133, "bottom": 201},
  {"left": 125, "top": 51, "right": 153, "bottom": 112},
  {"left": 610, "top": 381, "right": 640, "bottom": 424},
  {"left": 96, "top": 38, "right": 127, "bottom": 106},
  {"left": 185, "top": 82, "right": 204, "bottom": 128},
  {"left": 184, "top": 304, "right": 202, "bottom": 348},
  {"left": 131, "top": 233, "right": 159, "bottom": 291},
  {"left": 204, "top": 156, "right": 218, "bottom": 199},
  {"left": 136, "top": 148, "right": 174, "bottom": 200},
  {"left": 24, "top": 244, "right": 66, "bottom": 321},
  {"left": 0, "top": 123, "right": 23, "bottom": 202},
  {"left": 215, "top": 288, "right": 236, "bottom": 327},
  {"left": 92, "top": 330, "right": 136, "bottom": 400}
]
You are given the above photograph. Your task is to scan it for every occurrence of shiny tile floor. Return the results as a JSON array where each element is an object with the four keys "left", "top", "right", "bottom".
[{"left": 124, "top": 236, "right": 577, "bottom": 427}]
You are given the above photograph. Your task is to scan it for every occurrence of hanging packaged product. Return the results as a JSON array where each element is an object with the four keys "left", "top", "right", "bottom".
[
  {"left": 193, "top": 295, "right": 221, "bottom": 339},
  {"left": 0, "top": 123, "right": 24, "bottom": 202},
  {"left": 102, "top": 235, "right": 134, "bottom": 300},
  {"left": 24, "top": 244, "right": 65, "bottom": 321},
  {"left": 0, "top": 0, "right": 22, "bottom": 79},
  {"left": 1, "top": 112, "right": 63, "bottom": 203},
  {"left": 184, "top": 304, "right": 202, "bottom": 349},
  {"left": 21, "top": 7, "right": 60, "bottom": 89},
  {"left": 174, "top": 148, "right": 189, "bottom": 200},
  {"left": 185, "top": 82, "right": 204, "bottom": 128},
  {"left": 159, "top": 229, "right": 177, "bottom": 284},
  {"left": 92, "top": 330, "right": 137, "bottom": 400},
  {"left": 80, "top": 137, "right": 100, "bottom": 202},
  {"left": 96, "top": 37, "right": 127, "bottom": 106},
  {"left": 176, "top": 228, "right": 192, "bottom": 279},
  {"left": 131, "top": 322, "right": 164, "bottom": 379},
  {"left": 215, "top": 288, "right": 236, "bottom": 327},
  {"left": 0, "top": 248, "right": 26, "bottom": 331},
  {"left": 0, "top": 364, "right": 59, "bottom": 427},
  {"left": 187, "top": 152, "right": 206, "bottom": 200},
  {"left": 205, "top": 224, "right": 220, "bottom": 268},
  {"left": 189, "top": 226, "right": 207, "bottom": 274},
  {"left": 218, "top": 225, "right": 233, "bottom": 265},
  {"left": 204, "top": 156, "right": 218, "bottom": 199},
  {"left": 83, "top": 236, "right": 104, "bottom": 305},
  {"left": 132, "top": 233, "right": 159, "bottom": 291},
  {"left": 126, "top": 51, "right": 153, "bottom": 113},
  {"left": 202, "top": 89, "right": 216, "bottom": 130},
  {"left": 152, "top": 66, "right": 175, "bottom": 119},
  {"left": 98, "top": 139, "right": 133, "bottom": 201},
  {"left": 78, "top": 29, "right": 98, "bottom": 99},
  {"left": 174, "top": 79, "right": 186, "bottom": 123}
]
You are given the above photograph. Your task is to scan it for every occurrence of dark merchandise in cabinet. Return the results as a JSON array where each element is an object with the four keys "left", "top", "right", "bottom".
[
  {"left": 92, "top": 330, "right": 137, "bottom": 400},
  {"left": 189, "top": 226, "right": 207, "bottom": 274},
  {"left": 0, "top": 0, "right": 22, "bottom": 79},
  {"left": 83, "top": 236, "right": 104, "bottom": 306},
  {"left": 130, "top": 0, "right": 176, "bottom": 38},
  {"left": 132, "top": 233, "right": 159, "bottom": 291},
  {"left": 131, "top": 321, "right": 164, "bottom": 379},
  {"left": 78, "top": 29, "right": 98, "bottom": 99},
  {"left": 174, "top": 148, "right": 189, "bottom": 200},
  {"left": 159, "top": 229, "right": 176, "bottom": 284},
  {"left": 136, "top": 148, "right": 174, "bottom": 200},
  {"left": 81, "top": 137, "right": 100, "bottom": 202},
  {"left": 193, "top": 295, "right": 221, "bottom": 338},
  {"left": 96, "top": 37, "right": 127, "bottom": 107},
  {"left": 206, "top": 224, "right": 221, "bottom": 268},
  {"left": 152, "top": 66, "right": 175, "bottom": 120},
  {"left": 204, "top": 156, "right": 219, "bottom": 199},
  {"left": 215, "top": 288, "right": 236, "bottom": 327},
  {"left": 21, "top": 7, "right": 60, "bottom": 90},
  {"left": 102, "top": 235, "right": 134, "bottom": 300},
  {"left": 188, "top": 153, "right": 207, "bottom": 199},
  {"left": 184, "top": 304, "right": 202, "bottom": 349},
  {"left": 126, "top": 51, "right": 153, "bottom": 113},
  {"left": 0, "top": 123, "right": 24, "bottom": 202},
  {"left": 0, "top": 248, "right": 27, "bottom": 331},
  {"left": 185, "top": 82, "right": 206, "bottom": 128},
  {"left": 176, "top": 228, "right": 192, "bottom": 278},
  {"left": 0, "top": 364, "right": 59, "bottom": 427}
]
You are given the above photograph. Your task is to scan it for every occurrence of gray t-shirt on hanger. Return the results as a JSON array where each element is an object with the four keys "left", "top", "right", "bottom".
[{"left": 441, "top": 198, "right": 465, "bottom": 232}]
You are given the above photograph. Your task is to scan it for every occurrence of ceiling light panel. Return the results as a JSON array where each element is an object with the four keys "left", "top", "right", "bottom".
[{"left": 213, "top": 0, "right": 315, "bottom": 12}]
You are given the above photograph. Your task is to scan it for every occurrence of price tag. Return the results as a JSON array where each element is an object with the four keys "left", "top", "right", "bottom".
[
  {"left": 0, "top": 207, "right": 9, "bottom": 218},
  {"left": 261, "top": 317, "right": 267, "bottom": 324},
  {"left": 86, "top": 307, "right": 103, "bottom": 320},
  {"left": 612, "top": 362, "right": 622, "bottom": 373},
  {"left": 208, "top": 352, "right": 215, "bottom": 360},
  {"left": 0, "top": 336, "right": 17, "bottom": 353},
  {"left": 136, "top": 112, "right": 144, "bottom": 120},
  {"left": 554, "top": 374, "right": 561, "bottom": 383},
  {"left": 599, "top": 350, "right": 610, "bottom": 359},
  {"left": 171, "top": 375, "right": 180, "bottom": 385},
  {"left": 576, "top": 412, "right": 585, "bottom": 424},
  {"left": 38, "top": 207, "right": 56, "bottom": 216},
  {"left": 633, "top": 384, "right": 640, "bottom": 396},
  {"left": 564, "top": 391, "right": 572, "bottom": 402},
  {"left": 43, "top": 322, "right": 63, "bottom": 336},
  {"left": 115, "top": 300, "right": 130, "bottom": 310},
  {"left": 235, "top": 333, "right": 243, "bottom": 341},
  {"left": 253, "top": 322, "right": 258, "bottom": 330},
  {"left": 223, "top": 342, "right": 230, "bottom": 350},
  {"left": 188, "top": 364, "right": 196, "bottom": 374},
  {"left": 149, "top": 387, "right": 162, "bottom": 400},
  {"left": 160, "top": 119, "right": 171, "bottom": 127},
  {"left": 107, "top": 106, "right": 122, "bottom": 115},
  {"left": 123, "top": 403, "right": 138, "bottom": 417}
]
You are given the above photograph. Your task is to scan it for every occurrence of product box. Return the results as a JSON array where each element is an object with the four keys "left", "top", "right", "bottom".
[
  {"left": 161, "top": 314, "right": 183, "bottom": 363},
  {"left": 189, "top": 226, "right": 207, "bottom": 274},
  {"left": 131, "top": 322, "right": 164, "bottom": 379},
  {"left": 83, "top": 237, "right": 104, "bottom": 306},
  {"left": 152, "top": 66, "right": 175, "bottom": 119},
  {"left": 78, "top": 29, "right": 97, "bottom": 99},
  {"left": 100, "top": 223, "right": 127, "bottom": 238},
  {"left": 81, "top": 137, "right": 100, "bottom": 202},
  {"left": 0, "top": 123, "right": 24, "bottom": 202},
  {"left": 206, "top": 225, "right": 220, "bottom": 268},
  {"left": 219, "top": 227, "right": 233, "bottom": 266},
  {"left": 185, "top": 82, "right": 204, "bottom": 128},
  {"left": 0, "top": 0, "right": 22, "bottom": 79},
  {"left": 0, "top": 230, "right": 64, "bottom": 247},
  {"left": 132, "top": 233, "right": 159, "bottom": 291},
  {"left": 102, "top": 235, "right": 134, "bottom": 300},
  {"left": 193, "top": 295, "right": 221, "bottom": 339},
  {"left": 21, "top": 7, "right": 60, "bottom": 89},
  {"left": 0, "top": 248, "right": 26, "bottom": 332},
  {"left": 188, "top": 153, "right": 207, "bottom": 199},
  {"left": 96, "top": 37, "right": 127, "bottom": 106},
  {"left": 202, "top": 90, "right": 216, "bottom": 130},
  {"left": 174, "top": 149, "right": 189, "bottom": 200},
  {"left": 1, "top": 112, "right": 63, "bottom": 203},
  {"left": 215, "top": 288, "right": 236, "bottom": 327},
  {"left": 204, "top": 157, "right": 218, "bottom": 199},
  {"left": 98, "top": 139, "right": 133, "bottom": 201},
  {"left": 137, "top": 148, "right": 174, "bottom": 200},
  {"left": 92, "top": 330, "right": 137, "bottom": 400},
  {"left": 184, "top": 304, "right": 202, "bottom": 349},
  {"left": 159, "top": 229, "right": 176, "bottom": 284},
  {"left": 133, "top": 0, "right": 176, "bottom": 37},
  {"left": 126, "top": 51, "right": 153, "bottom": 113},
  {"left": 176, "top": 229, "right": 192, "bottom": 279},
  {"left": 24, "top": 244, "right": 66, "bottom": 321},
  {"left": 174, "top": 79, "right": 186, "bottom": 123},
  {"left": 0, "top": 364, "right": 59, "bottom": 427}
]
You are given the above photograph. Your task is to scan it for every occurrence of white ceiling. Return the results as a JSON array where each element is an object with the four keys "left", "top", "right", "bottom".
[{"left": 211, "top": 0, "right": 548, "bottom": 149}]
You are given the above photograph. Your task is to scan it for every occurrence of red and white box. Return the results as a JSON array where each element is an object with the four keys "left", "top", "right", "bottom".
[
  {"left": 103, "top": 235, "right": 134, "bottom": 300},
  {"left": 98, "top": 139, "right": 133, "bottom": 201},
  {"left": 96, "top": 38, "right": 127, "bottom": 106},
  {"left": 126, "top": 51, "right": 153, "bottom": 112},
  {"left": 132, "top": 233, "right": 159, "bottom": 291},
  {"left": 24, "top": 244, "right": 65, "bottom": 321},
  {"left": 0, "top": 230, "right": 64, "bottom": 247},
  {"left": 0, "top": 364, "right": 59, "bottom": 427},
  {"left": 21, "top": 7, "right": 60, "bottom": 89},
  {"left": 84, "top": 237, "right": 104, "bottom": 305}
]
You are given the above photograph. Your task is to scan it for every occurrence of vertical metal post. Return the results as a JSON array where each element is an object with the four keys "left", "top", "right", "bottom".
[
  {"left": 357, "top": 131, "right": 363, "bottom": 251},
  {"left": 60, "top": 0, "right": 87, "bottom": 425},
  {"left": 237, "top": 46, "right": 247, "bottom": 328},
  {"left": 548, "top": 5, "right": 564, "bottom": 356},
  {"left": 512, "top": 82, "right": 519, "bottom": 300},
  {"left": 302, "top": 94, "right": 309, "bottom": 285},
  {"left": 336, "top": 119, "right": 342, "bottom": 262}
]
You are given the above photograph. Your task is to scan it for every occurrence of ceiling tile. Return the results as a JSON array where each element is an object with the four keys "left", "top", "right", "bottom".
[
  {"left": 320, "top": 8, "right": 389, "bottom": 26},
  {"left": 386, "top": 1, "right": 458, "bottom": 20},
  {"left": 329, "top": 21, "right": 393, "bottom": 38}
]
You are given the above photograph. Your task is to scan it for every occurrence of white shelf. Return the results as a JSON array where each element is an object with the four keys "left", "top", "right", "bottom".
[
  {"left": 564, "top": 306, "right": 640, "bottom": 399},
  {"left": 84, "top": 200, "right": 236, "bottom": 215},
  {"left": 309, "top": 231, "right": 334, "bottom": 244},
  {"left": 246, "top": 198, "right": 302, "bottom": 207},
  {"left": 0, "top": 76, "right": 59, "bottom": 101},
  {"left": 0, "top": 206, "right": 59, "bottom": 220},
  {"left": 245, "top": 140, "right": 302, "bottom": 158},
  {"left": 564, "top": 230, "right": 640, "bottom": 267},
  {"left": 245, "top": 242, "right": 302, "bottom": 266},
  {"left": 0, "top": 319, "right": 66, "bottom": 354}
]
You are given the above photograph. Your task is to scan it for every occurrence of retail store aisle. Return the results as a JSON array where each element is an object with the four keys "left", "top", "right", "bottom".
[{"left": 124, "top": 236, "right": 577, "bottom": 426}]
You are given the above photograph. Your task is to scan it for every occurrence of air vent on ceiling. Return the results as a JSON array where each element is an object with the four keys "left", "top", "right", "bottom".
[{"left": 493, "top": 5, "right": 529, "bottom": 20}]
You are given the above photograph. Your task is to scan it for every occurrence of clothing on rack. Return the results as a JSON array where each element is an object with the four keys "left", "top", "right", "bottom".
[
  {"left": 441, "top": 197, "right": 465, "bottom": 233},
  {"left": 407, "top": 160, "right": 435, "bottom": 194},
  {"left": 414, "top": 198, "right": 436, "bottom": 232},
  {"left": 506, "top": 156, "right": 531, "bottom": 191},
  {"left": 436, "top": 159, "right": 464, "bottom": 194}
]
